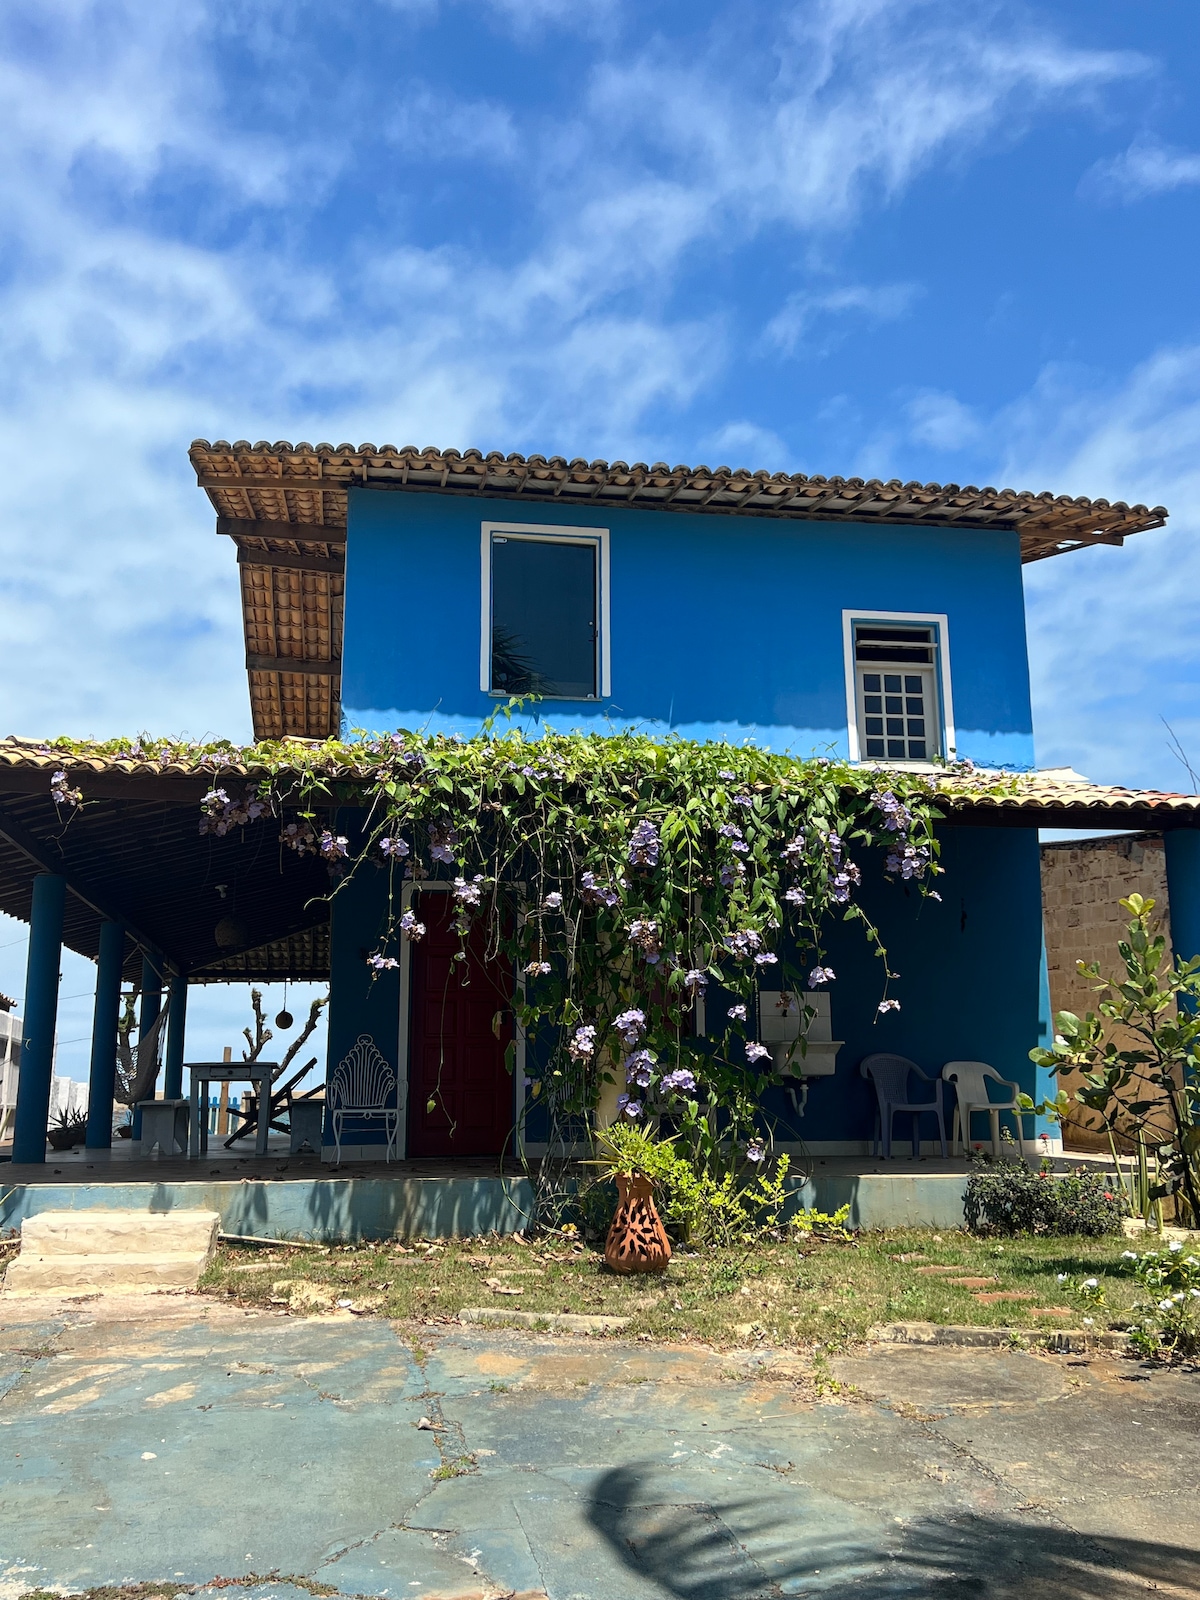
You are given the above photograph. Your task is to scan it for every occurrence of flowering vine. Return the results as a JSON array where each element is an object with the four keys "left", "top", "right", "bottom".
[{"left": 35, "top": 727, "right": 1018, "bottom": 1178}]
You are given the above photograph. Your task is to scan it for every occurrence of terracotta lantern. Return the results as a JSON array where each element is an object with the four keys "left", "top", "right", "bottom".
[{"left": 604, "top": 1173, "right": 671, "bottom": 1274}]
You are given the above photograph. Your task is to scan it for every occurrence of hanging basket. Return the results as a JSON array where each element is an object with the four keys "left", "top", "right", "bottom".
[{"left": 604, "top": 1172, "right": 671, "bottom": 1274}]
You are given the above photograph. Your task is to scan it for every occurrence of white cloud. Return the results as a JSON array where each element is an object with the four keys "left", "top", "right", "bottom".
[
  {"left": 1002, "top": 347, "right": 1200, "bottom": 790},
  {"left": 704, "top": 421, "right": 792, "bottom": 471},
  {"left": 1082, "top": 136, "right": 1200, "bottom": 203},
  {"left": 905, "top": 390, "right": 982, "bottom": 451},
  {"left": 0, "top": 0, "right": 1159, "bottom": 749},
  {"left": 765, "top": 282, "right": 920, "bottom": 356}
]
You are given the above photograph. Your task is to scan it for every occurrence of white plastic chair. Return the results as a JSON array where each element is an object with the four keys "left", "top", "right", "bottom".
[
  {"left": 942, "top": 1061, "right": 1028, "bottom": 1158},
  {"left": 328, "top": 1034, "right": 402, "bottom": 1165},
  {"left": 860, "top": 1053, "right": 947, "bottom": 1159}
]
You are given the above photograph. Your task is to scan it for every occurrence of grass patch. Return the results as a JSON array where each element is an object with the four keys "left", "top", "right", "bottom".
[{"left": 199, "top": 1228, "right": 1146, "bottom": 1349}]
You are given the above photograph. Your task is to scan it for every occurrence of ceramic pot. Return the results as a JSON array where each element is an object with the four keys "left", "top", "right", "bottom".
[{"left": 604, "top": 1172, "right": 672, "bottom": 1274}]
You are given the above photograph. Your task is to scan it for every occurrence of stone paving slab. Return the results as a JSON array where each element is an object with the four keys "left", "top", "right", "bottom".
[{"left": 0, "top": 1296, "right": 1198, "bottom": 1598}]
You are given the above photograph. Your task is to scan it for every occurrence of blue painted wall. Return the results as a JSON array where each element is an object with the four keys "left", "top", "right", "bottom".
[
  {"left": 342, "top": 490, "right": 1036, "bottom": 769},
  {"left": 773, "top": 825, "right": 1052, "bottom": 1149}
]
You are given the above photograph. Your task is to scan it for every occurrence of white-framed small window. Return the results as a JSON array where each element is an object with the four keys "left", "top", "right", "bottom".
[
  {"left": 842, "top": 611, "right": 955, "bottom": 764},
  {"left": 480, "top": 522, "right": 611, "bottom": 700}
]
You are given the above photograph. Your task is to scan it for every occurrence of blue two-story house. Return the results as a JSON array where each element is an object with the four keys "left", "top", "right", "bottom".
[{"left": 191, "top": 441, "right": 1176, "bottom": 1163}]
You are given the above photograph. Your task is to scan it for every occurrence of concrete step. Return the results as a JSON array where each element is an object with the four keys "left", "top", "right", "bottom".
[
  {"left": 5, "top": 1250, "right": 213, "bottom": 1293},
  {"left": 18, "top": 1209, "right": 219, "bottom": 1257},
  {"left": 3, "top": 1209, "right": 220, "bottom": 1295}
]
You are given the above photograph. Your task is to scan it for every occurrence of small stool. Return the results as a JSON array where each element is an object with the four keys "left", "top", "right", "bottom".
[
  {"left": 138, "top": 1099, "right": 190, "bottom": 1157},
  {"left": 289, "top": 1100, "right": 325, "bottom": 1155}
]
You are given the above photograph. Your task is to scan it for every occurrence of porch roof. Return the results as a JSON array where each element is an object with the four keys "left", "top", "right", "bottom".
[
  {"left": 0, "top": 739, "right": 1194, "bottom": 981},
  {"left": 188, "top": 439, "right": 1169, "bottom": 741}
]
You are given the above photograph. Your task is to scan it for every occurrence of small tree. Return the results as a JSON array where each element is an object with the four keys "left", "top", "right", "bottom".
[{"left": 1029, "top": 894, "right": 1200, "bottom": 1225}]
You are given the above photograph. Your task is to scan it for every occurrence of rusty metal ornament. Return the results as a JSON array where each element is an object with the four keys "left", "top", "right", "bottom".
[{"left": 604, "top": 1173, "right": 671, "bottom": 1274}]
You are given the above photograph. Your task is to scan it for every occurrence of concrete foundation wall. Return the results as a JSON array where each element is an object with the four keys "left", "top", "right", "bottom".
[{"left": 0, "top": 1171, "right": 969, "bottom": 1239}]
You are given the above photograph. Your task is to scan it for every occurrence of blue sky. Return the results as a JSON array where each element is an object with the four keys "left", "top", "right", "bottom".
[{"left": 0, "top": 0, "right": 1197, "bottom": 1078}]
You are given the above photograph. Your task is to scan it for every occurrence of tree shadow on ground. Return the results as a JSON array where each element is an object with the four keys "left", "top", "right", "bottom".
[{"left": 585, "top": 1463, "right": 1200, "bottom": 1599}]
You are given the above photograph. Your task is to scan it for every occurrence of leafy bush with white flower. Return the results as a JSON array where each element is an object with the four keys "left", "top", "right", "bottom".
[{"left": 1124, "top": 1240, "right": 1200, "bottom": 1359}]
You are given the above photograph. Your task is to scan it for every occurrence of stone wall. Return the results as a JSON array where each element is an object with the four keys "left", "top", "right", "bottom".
[{"left": 1040, "top": 832, "right": 1171, "bottom": 1151}]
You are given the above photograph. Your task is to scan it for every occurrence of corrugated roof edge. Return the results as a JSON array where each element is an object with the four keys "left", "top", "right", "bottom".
[{"left": 1, "top": 739, "right": 1197, "bottom": 822}]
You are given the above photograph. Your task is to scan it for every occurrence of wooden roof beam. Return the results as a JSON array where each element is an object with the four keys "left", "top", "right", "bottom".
[{"left": 0, "top": 801, "right": 180, "bottom": 971}]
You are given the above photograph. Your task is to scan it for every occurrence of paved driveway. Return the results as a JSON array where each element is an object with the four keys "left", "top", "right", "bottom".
[{"left": 1, "top": 1294, "right": 1198, "bottom": 1599}]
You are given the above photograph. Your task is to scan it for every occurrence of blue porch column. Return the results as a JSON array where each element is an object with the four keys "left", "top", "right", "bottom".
[
  {"left": 12, "top": 873, "right": 66, "bottom": 1165},
  {"left": 1164, "top": 829, "right": 1200, "bottom": 968},
  {"left": 85, "top": 920, "right": 125, "bottom": 1150},
  {"left": 131, "top": 951, "right": 164, "bottom": 1139},
  {"left": 163, "top": 974, "right": 188, "bottom": 1100}
]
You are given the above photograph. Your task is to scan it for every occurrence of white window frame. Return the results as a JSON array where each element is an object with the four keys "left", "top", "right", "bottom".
[
  {"left": 396, "top": 880, "right": 527, "bottom": 1161},
  {"left": 480, "top": 521, "right": 611, "bottom": 699},
  {"left": 842, "top": 610, "right": 956, "bottom": 764}
]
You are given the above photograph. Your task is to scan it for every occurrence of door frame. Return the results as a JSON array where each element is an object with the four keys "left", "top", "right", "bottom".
[{"left": 396, "top": 880, "right": 527, "bottom": 1161}]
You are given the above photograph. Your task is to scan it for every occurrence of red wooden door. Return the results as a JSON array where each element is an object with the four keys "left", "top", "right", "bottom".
[{"left": 407, "top": 893, "right": 515, "bottom": 1157}]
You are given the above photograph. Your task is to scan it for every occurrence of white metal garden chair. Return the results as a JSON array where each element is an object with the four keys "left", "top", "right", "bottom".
[
  {"left": 942, "top": 1060, "right": 1029, "bottom": 1158},
  {"left": 327, "top": 1034, "right": 401, "bottom": 1165}
]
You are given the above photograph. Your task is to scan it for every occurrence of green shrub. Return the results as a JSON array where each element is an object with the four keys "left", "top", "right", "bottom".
[
  {"left": 963, "top": 1159, "right": 1124, "bottom": 1237},
  {"left": 1124, "top": 1240, "right": 1200, "bottom": 1359}
]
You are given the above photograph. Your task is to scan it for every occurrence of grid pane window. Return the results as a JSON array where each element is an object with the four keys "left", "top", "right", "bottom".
[
  {"left": 490, "top": 536, "right": 598, "bottom": 699},
  {"left": 854, "top": 625, "right": 940, "bottom": 761}
]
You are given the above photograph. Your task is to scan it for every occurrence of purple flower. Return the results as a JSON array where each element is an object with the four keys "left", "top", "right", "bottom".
[
  {"left": 808, "top": 965, "right": 836, "bottom": 986},
  {"left": 628, "top": 920, "right": 662, "bottom": 964},
  {"left": 731, "top": 841, "right": 750, "bottom": 856},
  {"left": 320, "top": 831, "right": 349, "bottom": 862},
  {"left": 885, "top": 843, "right": 930, "bottom": 881},
  {"left": 524, "top": 960, "right": 552, "bottom": 976},
  {"left": 625, "top": 1048, "right": 656, "bottom": 1087},
  {"left": 399, "top": 908, "right": 426, "bottom": 941},
  {"left": 50, "top": 770, "right": 82, "bottom": 808},
  {"left": 827, "top": 831, "right": 844, "bottom": 866},
  {"left": 568, "top": 1023, "right": 597, "bottom": 1062},
  {"left": 379, "top": 835, "right": 410, "bottom": 858},
  {"left": 580, "top": 871, "right": 620, "bottom": 909},
  {"left": 717, "top": 823, "right": 743, "bottom": 840},
  {"left": 724, "top": 929, "right": 764, "bottom": 960},
  {"left": 781, "top": 834, "right": 805, "bottom": 867},
  {"left": 616, "top": 1095, "right": 643, "bottom": 1119},
  {"left": 877, "top": 999, "right": 900, "bottom": 1014},
  {"left": 785, "top": 886, "right": 805, "bottom": 906},
  {"left": 727, "top": 1003, "right": 747, "bottom": 1022},
  {"left": 754, "top": 952, "right": 778, "bottom": 967},
  {"left": 720, "top": 862, "right": 746, "bottom": 887},
  {"left": 731, "top": 794, "right": 754, "bottom": 809},
  {"left": 367, "top": 952, "right": 399, "bottom": 972},
  {"left": 628, "top": 819, "right": 661, "bottom": 868},
  {"left": 745, "top": 1041, "right": 771, "bottom": 1065},
  {"left": 660, "top": 1067, "right": 697, "bottom": 1094},
  {"left": 871, "top": 790, "right": 913, "bottom": 833},
  {"left": 745, "top": 1137, "right": 766, "bottom": 1163},
  {"left": 542, "top": 891, "right": 563, "bottom": 911},
  {"left": 615, "top": 1008, "right": 646, "bottom": 1046},
  {"left": 452, "top": 874, "right": 484, "bottom": 908},
  {"left": 428, "top": 824, "right": 459, "bottom": 865},
  {"left": 281, "top": 820, "right": 317, "bottom": 855},
  {"left": 683, "top": 969, "right": 708, "bottom": 996},
  {"left": 717, "top": 769, "right": 736, "bottom": 781}
]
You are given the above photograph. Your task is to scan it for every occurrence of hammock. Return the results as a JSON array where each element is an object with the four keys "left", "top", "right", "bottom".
[{"left": 114, "top": 1004, "right": 168, "bottom": 1107}]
